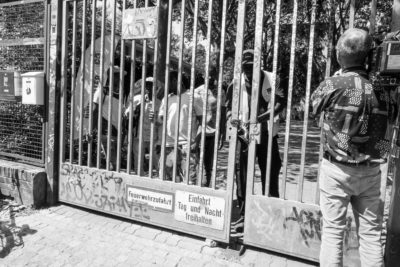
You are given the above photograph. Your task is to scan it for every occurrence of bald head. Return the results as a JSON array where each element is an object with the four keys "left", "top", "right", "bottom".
[{"left": 336, "top": 28, "right": 373, "bottom": 68}]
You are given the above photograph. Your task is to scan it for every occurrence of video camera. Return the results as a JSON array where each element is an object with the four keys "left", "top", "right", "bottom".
[{"left": 369, "top": 31, "right": 400, "bottom": 89}]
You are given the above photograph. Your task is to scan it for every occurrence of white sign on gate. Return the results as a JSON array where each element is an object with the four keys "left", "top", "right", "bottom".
[
  {"left": 127, "top": 186, "right": 174, "bottom": 212},
  {"left": 174, "top": 191, "right": 225, "bottom": 230},
  {"left": 122, "top": 7, "right": 158, "bottom": 40}
]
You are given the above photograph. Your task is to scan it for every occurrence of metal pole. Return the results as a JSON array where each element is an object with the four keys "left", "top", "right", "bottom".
[
  {"left": 46, "top": 0, "right": 62, "bottom": 205},
  {"left": 385, "top": 1, "right": 400, "bottom": 266}
]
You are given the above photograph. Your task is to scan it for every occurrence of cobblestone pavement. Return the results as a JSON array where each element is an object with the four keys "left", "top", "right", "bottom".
[{"left": 1, "top": 204, "right": 318, "bottom": 267}]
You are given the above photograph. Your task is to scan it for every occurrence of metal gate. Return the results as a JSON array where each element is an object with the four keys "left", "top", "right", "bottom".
[
  {"left": 57, "top": 0, "right": 235, "bottom": 243},
  {"left": 233, "top": 0, "right": 391, "bottom": 264},
  {"left": 55, "top": 0, "right": 395, "bottom": 261}
]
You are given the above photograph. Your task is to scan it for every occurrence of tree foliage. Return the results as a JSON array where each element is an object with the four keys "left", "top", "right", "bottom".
[{"left": 167, "top": 0, "right": 393, "bottom": 105}]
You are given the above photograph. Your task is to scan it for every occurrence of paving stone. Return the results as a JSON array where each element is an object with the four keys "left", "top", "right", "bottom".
[
  {"left": 135, "top": 226, "right": 162, "bottom": 240},
  {"left": 165, "top": 234, "right": 183, "bottom": 246},
  {"left": 241, "top": 249, "right": 260, "bottom": 265},
  {"left": 178, "top": 256, "right": 206, "bottom": 267},
  {"left": 177, "top": 238, "right": 205, "bottom": 253},
  {"left": 124, "top": 224, "right": 141, "bottom": 234},
  {"left": 287, "top": 259, "right": 317, "bottom": 267},
  {"left": 203, "top": 261, "right": 230, "bottom": 267},
  {"left": 166, "top": 251, "right": 183, "bottom": 262},
  {"left": 201, "top": 245, "right": 221, "bottom": 256},
  {"left": 269, "top": 256, "right": 287, "bottom": 267},
  {"left": 154, "top": 230, "right": 173, "bottom": 243},
  {"left": 163, "top": 260, "right": 179, "bottom": 267}
]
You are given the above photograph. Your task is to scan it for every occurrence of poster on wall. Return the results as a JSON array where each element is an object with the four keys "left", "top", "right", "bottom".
[
  {"left": 122, "top": 7, "right": 158, "bottom": 40},
  {"left": 174, "top": 191, "right": 225, "bottom": 230}
]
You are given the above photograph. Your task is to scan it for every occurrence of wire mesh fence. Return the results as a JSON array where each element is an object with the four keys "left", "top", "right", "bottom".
[
  {"left": 0, "top": 0, "right": 46, "bottom": 164},
  {"left": 0, "top": 0, "right": 45, "bottom": 39},
  {"left": 0, "top": 45, "right": 45, "bottom": 72},
  {"left": 0, "top": 101, "right": 44, "bottom": 162}
]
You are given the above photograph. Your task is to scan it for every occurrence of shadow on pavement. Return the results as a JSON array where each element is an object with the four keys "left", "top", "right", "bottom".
[{"left": 0, "top": 202, "right": 37, "bottom": 258}]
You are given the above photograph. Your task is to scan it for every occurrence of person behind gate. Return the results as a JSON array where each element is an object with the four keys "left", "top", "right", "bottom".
[
  {"left": 158, "top": 71, "right": 204, "bottom": 183},
  {"left": 311, "top": 28, "right": 396, "bottom": 267},
  {"left": 226, "top": 50, "right": 286, "bottom": 233}
]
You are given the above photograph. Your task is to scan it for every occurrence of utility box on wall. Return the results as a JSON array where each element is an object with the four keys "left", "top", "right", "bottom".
[
  {"left": 0, "top": 71, "right": 22, "bottom": 101},
  {"left": 22, "top": 72, "right": 45, "bottom": 105}
]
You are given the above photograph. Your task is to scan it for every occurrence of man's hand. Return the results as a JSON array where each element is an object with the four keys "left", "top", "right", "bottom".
[
  {"left": 191, "top": 140, "right": 199, "bottom": 151},
  {"left": 149, "top": 109, "right": 155, "bottom": 121}
]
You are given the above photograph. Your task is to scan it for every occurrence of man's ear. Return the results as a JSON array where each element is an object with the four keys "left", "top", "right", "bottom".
[{"left": 336, "top": 50, "right": 341, "bottom": 66}]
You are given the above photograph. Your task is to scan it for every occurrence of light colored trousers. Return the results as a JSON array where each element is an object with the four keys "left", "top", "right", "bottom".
[{"left": 319, "top": 158, "right": 384, "bottom": 267}]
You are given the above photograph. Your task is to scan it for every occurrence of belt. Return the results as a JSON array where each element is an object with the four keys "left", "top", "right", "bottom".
[{"left": 323, "top": 153, "right": 379, "bottom": 167}]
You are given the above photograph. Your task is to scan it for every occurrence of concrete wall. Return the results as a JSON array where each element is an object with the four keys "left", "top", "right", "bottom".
[{"left": 0, "top": 159, "right": 47, "bottom": 208}]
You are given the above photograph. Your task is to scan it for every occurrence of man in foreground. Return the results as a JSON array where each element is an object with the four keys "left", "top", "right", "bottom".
[{"left": 311, "top": 28, "right": 396, "bottom": 266}]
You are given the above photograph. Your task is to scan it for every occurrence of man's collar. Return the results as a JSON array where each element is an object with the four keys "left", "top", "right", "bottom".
[{"left": 342, "top": 66, "right": 368, "bottom": 79}]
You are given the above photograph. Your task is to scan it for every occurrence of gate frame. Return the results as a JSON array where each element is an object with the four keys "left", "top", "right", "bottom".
[
  {"left": 46, "top": 0, "right": 62, "bottom": 205},
  {"left": 54, "top": 0, "right": 235, "bottom": 244},
  {"left": 385, "top": 1, "right": 400, "bottom": 266}
]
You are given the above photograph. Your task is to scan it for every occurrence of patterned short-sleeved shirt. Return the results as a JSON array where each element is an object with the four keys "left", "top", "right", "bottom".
[{"left": 311, "top": 67, "right": 396, "bottom": 163}]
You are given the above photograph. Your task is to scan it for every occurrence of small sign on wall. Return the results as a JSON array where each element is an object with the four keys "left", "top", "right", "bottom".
[
  {"left": 122, "top": 7, "right": 158, "bottom": 40},
  {"left": 174, "top": 191, "right": 225, "bottom": 230}
]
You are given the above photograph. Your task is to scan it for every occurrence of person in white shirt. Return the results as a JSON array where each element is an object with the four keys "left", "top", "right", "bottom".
[
  {"left": 193, "top": 82, "right": 218, "bottom": 187},
  {"left": 125, "top": 77, "right": 162, "bottom": 174},
  {"left": 158, "top": 71, "right": 203, "bottom": 184}
]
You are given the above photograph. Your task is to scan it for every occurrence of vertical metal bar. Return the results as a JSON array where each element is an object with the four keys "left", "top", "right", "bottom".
[
  {"left": 281, "top": 0, "right": 298, "bottom": 200},
  {"left": 211, "top": 0, "right": 228, "bottom": 189},
  {"left": 69, "top": 0, "right": 78, "bottom": 164},
  {"left": 149, "top": 0, "right": 161, "bottom": 178},
  {"left": 159, "top": 0, "right": 174, "bottom": 180},
  {"left": 116, "top": 0, "right": 127, "bottom": 172},
  {"left": 97, "top": 0, "right": 108, "bottom": 169},
  {"left": 43, "top": 1, "right": 50, "bottom": 164},
  {"left": 172, "top": 0, "right": 186, "bottom": 182},
  {"left": 137, "top": 1, "right": 149, "bottom": 176},
  {"left": 349, "top": 0, "right": 355, "bottom": 29},
  {"left": 198, "top": 0, "right": 213, "bottom": 185},
  {"left": 385, "top": 75, "right": 400, "bottom": 265},
  {"left": 59, "top": 0, "right": 68, "bottom": 165},
  {"left": 315, "top": 0, "right": 335, "bottom": 205},
  {"left": 369, "top": 0, "right": 377, "bottom": 34},
  {"left": 264, "top": 0, "right": 281, "bottom": 196},
  {"left": 78, "top": 0, "right": 88, "bottom": 166},
  {"left": 226, "top": 0, "right": 245, "bottom": 203},
  {"left": 44, "top": 1, "right": 48, "bottom": 80},
  {"left": 87, "top": 0, "right": 97, "bottom": 167},
  {"left": 126, "top": 0, "right": 137, "bottom": 174},
  {"left": 247, "top": 0, "right": 264, "bottom": 197},
  {"left": 185, "top": 0, "right": 199, "bottom": 183},
  {"left": 106, "top": 0, "right": 117, "bottom": 171},
  {"left": 297, "top": 0, "right": 317, "bottom": 202}
]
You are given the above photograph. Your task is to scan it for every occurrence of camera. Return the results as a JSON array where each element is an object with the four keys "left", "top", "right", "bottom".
[{"left": 369, "top": 40, "right": 400, "bottom": 89}]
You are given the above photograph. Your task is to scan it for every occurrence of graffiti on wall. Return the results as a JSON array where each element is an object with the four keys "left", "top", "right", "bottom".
[
  {"left": 247, "top": 199, "right": 358, "bottom": 257},
  {"left": 59, "top": 164, "right": 150, "bottom": 220}
]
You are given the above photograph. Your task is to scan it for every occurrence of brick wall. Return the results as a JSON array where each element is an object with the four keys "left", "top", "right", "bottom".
[{"left": 0, "top": 159, "right": 47, "bottom": 207}]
